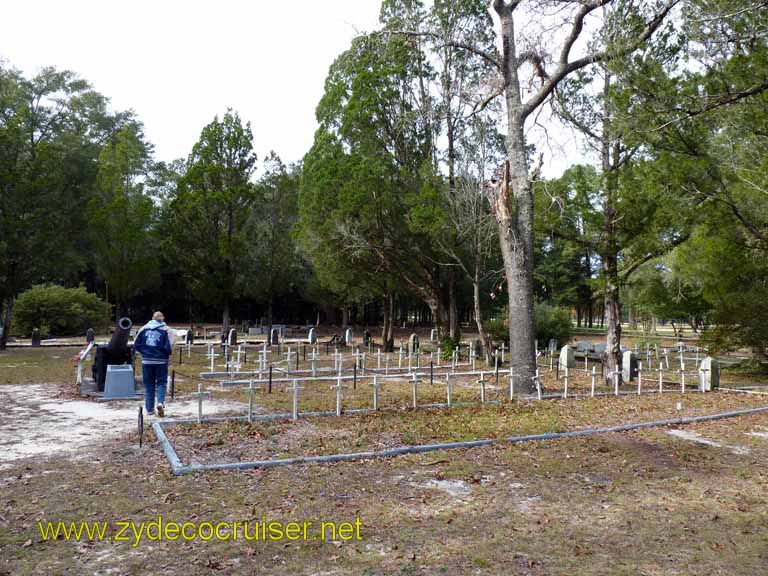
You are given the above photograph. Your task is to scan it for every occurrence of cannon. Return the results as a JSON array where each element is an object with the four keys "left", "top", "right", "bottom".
[{"left": 92, "top": 317, "right": 135, "bottom": 392}]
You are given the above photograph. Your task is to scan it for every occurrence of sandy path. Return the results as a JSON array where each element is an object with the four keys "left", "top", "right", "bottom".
[{"left": 0, "top": 384, "right": 244, "bottom": 465}]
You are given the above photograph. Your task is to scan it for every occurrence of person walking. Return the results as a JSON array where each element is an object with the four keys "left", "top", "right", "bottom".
[{"left": 134, "top": 311, "right": 176, "bottom": 416}]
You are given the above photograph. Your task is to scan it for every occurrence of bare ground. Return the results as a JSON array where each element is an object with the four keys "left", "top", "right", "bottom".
[{"left": 2, "top": 347, "right": 768, "bottom": 575}]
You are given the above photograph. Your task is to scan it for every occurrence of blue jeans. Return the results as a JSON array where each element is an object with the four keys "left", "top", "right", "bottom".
[{"left": 142, "top": 362, "right": 168, "bottom": 413}]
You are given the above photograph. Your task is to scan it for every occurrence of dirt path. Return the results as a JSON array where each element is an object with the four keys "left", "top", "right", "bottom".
[{"left": 0, "top": 384, "right": 244, "bottom": 465}]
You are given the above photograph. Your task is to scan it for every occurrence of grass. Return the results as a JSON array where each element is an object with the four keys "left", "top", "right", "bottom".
[
  {"left": 164, "top": 391, "right": 768, "bottom": 465},
  {"left": 2, "top": 346, "right": 768, "bottom": 574},
  {"left": 0, "top": 347, "right": 78, "bottom": 386}
]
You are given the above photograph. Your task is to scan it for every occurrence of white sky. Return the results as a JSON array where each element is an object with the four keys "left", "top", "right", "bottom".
[
  {"left": 0, "top": 0, "right": 383, "bottom": 166},
  {"left": 1, "top": 0, "right": 585, "bottom": 176}
]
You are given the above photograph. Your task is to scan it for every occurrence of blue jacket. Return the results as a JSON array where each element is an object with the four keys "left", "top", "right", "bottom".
[{"left": 133, "top": 320, "right": 173, "bottom": 364}]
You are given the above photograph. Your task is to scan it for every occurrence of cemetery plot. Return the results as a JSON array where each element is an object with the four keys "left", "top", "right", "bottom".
[{"left": 159, "top": 390, "right": 768, "bottom": 470}]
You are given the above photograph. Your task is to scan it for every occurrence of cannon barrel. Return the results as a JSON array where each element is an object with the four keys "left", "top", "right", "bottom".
[
  {"left": 107, "top": 317, "right": 132, "bottom": 354},
  {"left": 92, "top": 317, "right": 134, "bottom": 392}
]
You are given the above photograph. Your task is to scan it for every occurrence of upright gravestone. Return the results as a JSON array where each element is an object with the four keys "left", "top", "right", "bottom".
[
  {"left": 345, "top": 328, "right": 353, "bottom": 347},
  {"left": 472, "top": 338, "right": 484, "bottom": 359},
  {"left": 698, "top": 356, "right": 720, "bottom": 391},
  {"left": 576, "top": 341, "right": 591, "bottom": 353},
  {"left": 308, "top": 327, "right": 317, "bottom": 344},
  {"left": 622, "top": 350, "right": 638, "bottom": 382},
  {"left": 31, "top": 328, "right": 41, "bottom": 347},
  {"left": 409, "top": 333, "right": 419, "bottom": 354},
  {"left": 559, "top": 345, "right": 575, "bottom": 370},
  {"left": 548, "top": 339, "right": 558, "bottom": 355},
  {"left": 86, "top": 328, "right": 95, "bottom": 344},
  {"left": 430, "top": 329, "right": 437, "bottom": 342},
  {"left": 228, "top": 328, "right": 237, "bottom": 346},
  {"left": 593, "top": 343, "right": 607, "bottom": 355},
  {"left": 270, "top": 327, "right": 280, "bottom": 345}
]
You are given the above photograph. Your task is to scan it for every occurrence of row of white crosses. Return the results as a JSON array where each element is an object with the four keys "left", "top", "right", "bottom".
[{"left": 198, "top": 340, "right": 715, "bottom": 425}]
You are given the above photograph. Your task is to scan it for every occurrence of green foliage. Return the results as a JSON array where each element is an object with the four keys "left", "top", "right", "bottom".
[
  {"left": 12, "top": 284, "right": 107, "bottom": 337},
  {"left": 247, "top": 153, "right": 307, "bottom": 319},
  {"left": 88, "top": 123, "right": 158, "bottom": 309},
  {"left": 166, "top": 110, "right": 257, "bottom": 320},
  {"left": 534, "top": 303, "right": 573, "bottom": 349},
  {"left": 671, "top": 225, "right": 768, "bottom": 355},
  {"left": 630, "top": 263, "right": 711, "bottom": 334},
  {"left": 484, "top": 317, "right": 507, "bottom": 345},
  {"left": 486, "top": 303, "right": 572, "bottom": 348},
  {"left": 298, "top": 31, "right": 440, "bottom": 309},
  {"left": 439, "top": 335, "right": 459, "bottom": 360},
  {"left": 534, "top": 165, "right": 601, "bottom": 310},
  {"left": 0, "top": 63, "right": 140, "bottom": 347}
]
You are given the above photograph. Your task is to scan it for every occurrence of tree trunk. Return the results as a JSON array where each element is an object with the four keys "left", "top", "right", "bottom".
[
  {"left": 603, "top": 245, "right": 622, "bottom": 385},
  {"left": 381, "top": 292, "right": 395, "bottom": 352},
  {"left": 473, "top": 261, "right": 493, "bottom": 365},
  {"left": 222, "top": 299, "right": 231, "bottom": 342},
  {"left": 448, "top": 269, "right": 459, "bottom": 340},
  {"left": 381, "top": 294, "right": 391, "bottom": 352},
  {"left": 492, "top": 5, "right": 537, "bottom": 395},
  {"left": 601, "top": 71, "right": 622, "bottom": 386},
  {"left": 0, "top": 297, "right": 14, "bottom": 351},
  {"left": 341, "top": 306, "right": 349, "bottom": 328}
]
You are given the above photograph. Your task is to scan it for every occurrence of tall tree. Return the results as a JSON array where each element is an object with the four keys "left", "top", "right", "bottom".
[
  {"left": 484, "top": 0, "right": 678, "bottom": 392},
  {"left": 88, "top": 123, "right": 158, "bottom": 319},
  {"left": 248, "top": 152, "right": 304, "bottom": 330},
  {"left": 299, "top": 30, "right": 451, "bottom": 341},
  {"left": 166, "top": 110, "right": 257, "bottom": 332},
  {"left": 0, "top": 65, "right": 113, "bottom": 348}
]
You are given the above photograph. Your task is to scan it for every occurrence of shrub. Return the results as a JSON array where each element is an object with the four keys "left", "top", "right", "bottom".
[
  {"left": 485, "top": 317, "right": 507, "bottom": 344},
  {"left": 439, "top": 335, "right": 459, "bottom": 360},
  {"left": 485, "top": 303, "right": 572, "bottom": 349},
  {"left": 534, "top": 303, "right": 572, "bottom": 349},
  {"left": 12, "top": 284, "right": 108, "bottom": 337}
]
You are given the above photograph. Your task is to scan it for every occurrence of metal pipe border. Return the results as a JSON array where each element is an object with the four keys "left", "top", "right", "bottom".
[{"left": 154, "top": 399, "right": 768, "bottom": 476}]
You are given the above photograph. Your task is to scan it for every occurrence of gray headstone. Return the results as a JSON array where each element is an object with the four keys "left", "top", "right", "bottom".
[
  {"left": 548, "top": 339, "right": 558, "bottom": 354},
  {"left": 576, "top": 341, "right": 591, "bottom": 352},
  {"left": 559, "top": 345, "right": 575, "bottom": 369},
  {"left": 698, "top": 357, "right": 720, "bottom": 391},
  {"left": 228, "top": 328, "right": 237, "bottom": 346},
  {"left": 472, "top": 338, "right": 483, "bottom": 358},
  {"left": 308, "top": 327, "right": 317, "bottom": 344},
  {"left": 86, "top": 328, "right": 95, "bottom": 343},
  {"left": 430, "top": 329, "right": 437, "bottom": 342},
  {"left": 622, "top": 350, "right": 638, "bottom": 382},
  {"left": 409, "top": 333, "right": 419, "bottom": 354},
  {"left": 345, "top": 328, "right": 353, "bottom": 346},
  {"left": 593, "top": 343, "right": 607, "bottom": 355},
  {"left": 31, "top": 328, "right": 41, "bottom": 347},
  {"left": 270, "top": 327, "right": 280, "bottom": 345}
]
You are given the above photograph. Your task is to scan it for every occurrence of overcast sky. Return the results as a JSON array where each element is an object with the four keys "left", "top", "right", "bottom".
[
  {"left": 1, "top": 0, "right": 583, "bottom": 176},
  {"left": 1, "top": 0, "right": 384, "bottom": 166}
]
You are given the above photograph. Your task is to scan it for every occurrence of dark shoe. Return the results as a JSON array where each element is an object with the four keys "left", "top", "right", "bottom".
[{"left": 156, "top": 404, "right": 165, "bottom": 417}]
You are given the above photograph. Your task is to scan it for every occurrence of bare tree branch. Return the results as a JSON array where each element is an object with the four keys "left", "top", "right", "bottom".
[
  {"left": 521, "top": 0, "right": 680, "bottom": 120},
  {"left": 379, "top": 30, "right": 503, "bottom": 71}
]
